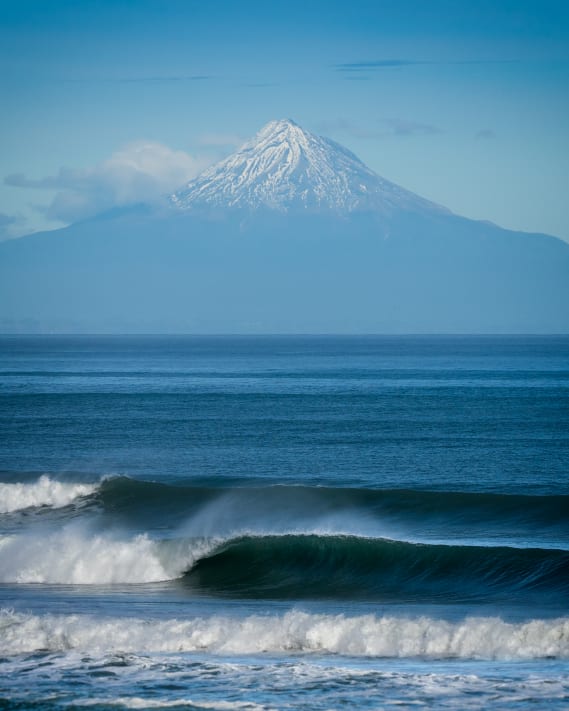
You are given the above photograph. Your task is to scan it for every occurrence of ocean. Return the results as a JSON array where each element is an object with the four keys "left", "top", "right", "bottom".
[{"left": 0, "top": 334, "right": 568, "bottom": 710}]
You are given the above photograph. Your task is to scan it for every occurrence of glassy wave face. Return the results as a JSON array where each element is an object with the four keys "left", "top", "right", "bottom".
[{"left": 1, "top": 335, "right": 568, "bottom": 710}]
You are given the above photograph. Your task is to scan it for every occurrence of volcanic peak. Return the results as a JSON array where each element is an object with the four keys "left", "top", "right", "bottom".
[{"left": 171, "top": 118, "right": 445, "bottom": 215}]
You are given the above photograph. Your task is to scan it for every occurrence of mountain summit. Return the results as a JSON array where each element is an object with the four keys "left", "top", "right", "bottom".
[{"left": 171, "top": 118, "right": 444, "bottom": 215}]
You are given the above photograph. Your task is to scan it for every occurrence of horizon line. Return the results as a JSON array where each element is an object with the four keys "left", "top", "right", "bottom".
[{"left": 1, "top": 333, "right": 568, "bottom": 338}]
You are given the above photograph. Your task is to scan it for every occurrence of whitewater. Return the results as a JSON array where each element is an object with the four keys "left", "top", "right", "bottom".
[
  {"left": 1, "top": 335, "right": 568, "bottom": 710},
  {"left": 0, "top": 475, "right": 97, "bottom": 513},
  {"left": 3, "top": 608, "right": 569, "bottom": 659}
]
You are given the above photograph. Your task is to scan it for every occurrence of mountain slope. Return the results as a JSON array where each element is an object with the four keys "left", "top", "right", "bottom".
[{"left": 171, "top": 119, "right": 445, "bottom": 216}]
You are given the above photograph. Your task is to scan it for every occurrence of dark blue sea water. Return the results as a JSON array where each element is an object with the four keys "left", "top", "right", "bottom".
[{"left": 1, "top": 335, "right": 568, "bottom": 709}]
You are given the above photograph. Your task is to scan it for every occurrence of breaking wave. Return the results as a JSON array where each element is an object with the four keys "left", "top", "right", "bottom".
[
  {"left": 0, "top": 475, "right": 98, "bottom": 513},
  {"left": 1, "top": 608, "right": 568, "bottom": 660},
  {"left": 1, "top": 526, "right": 568, "bottom": 603},
  {"left": 0, "top": 526, "right": 216, "bottom": 584}
]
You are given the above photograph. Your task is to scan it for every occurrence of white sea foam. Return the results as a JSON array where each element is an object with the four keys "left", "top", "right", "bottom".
[
  {"left": 0, "top": 526, "right": 216, "bottom": 584},
  {"left": 0, "top": 475, "right": 97, "bottom": 513},
  {"left": 1, "top": 609, "right": 568, "bottom": 660}
]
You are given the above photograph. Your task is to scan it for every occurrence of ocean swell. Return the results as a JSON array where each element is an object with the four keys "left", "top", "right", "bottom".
[{"left": 97, "top": 478, "right": 569, "bottom": 533}]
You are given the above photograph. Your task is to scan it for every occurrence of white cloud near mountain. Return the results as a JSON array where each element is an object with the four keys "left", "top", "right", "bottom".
[
  {"left": 5, "top": 142, "right": 210, "bottom": 224},
  {"left": 0, "top": 212, "right": 20, "bottom": 240}
]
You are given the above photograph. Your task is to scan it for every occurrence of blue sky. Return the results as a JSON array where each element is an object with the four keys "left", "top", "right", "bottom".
[{"left": 1, "top": 0, "right": 568, "bottom": 240}]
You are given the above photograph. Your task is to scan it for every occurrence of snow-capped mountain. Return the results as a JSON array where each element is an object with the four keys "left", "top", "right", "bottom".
[
  {"left": 171, "top": 119, "right": 446, "bottom": 215},
  {"left": 3, "top": 118, "right": 569, "bottom": 334}
]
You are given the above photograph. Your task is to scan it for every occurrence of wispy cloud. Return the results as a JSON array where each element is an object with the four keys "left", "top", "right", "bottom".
[
  {"left": 113, "top": 75, "right": 210, "bottom": 83},
  {"left": 0, "top": 212, "right": 18, "bottom": 240},
  {"left": 378, "top": 118, "right": 442, "bottom": 137},
  {"left": 317, "top": 118, "right": 442, "bottom": 140},
  {"left": 0, "top": 212, "right": 24, "bottom": 241},
  {"left": 336, "top": 59, "right": 424, "bottom": 71},
  {"left": 335, "top": 59, "right": 518, "bottom": 74},
  {"left": 475, "top": 128, "right": 497, "bottom": 140},
  {"left": 242, "top": 82, "right": 279, "bottom": 88},
  {"left": 197, "top": 133, "right": 244, "bottom": 149},
  {"left": 316, "top": 119, "right": 382, "bottom": 139},
  {"left": 5, "top": 142, "right": 211, "bottom": 224},
  {"left": 57, "top": 75, "right": 212, "bottom": 84}
]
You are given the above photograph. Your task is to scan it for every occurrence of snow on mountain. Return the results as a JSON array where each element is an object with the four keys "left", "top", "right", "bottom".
[{"left": 171, "top": 119, "right": 447, "bottom": 215}]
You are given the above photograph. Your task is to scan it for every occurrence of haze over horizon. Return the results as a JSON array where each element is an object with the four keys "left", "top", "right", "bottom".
[{"left": 1, "top": 0, "right": 568, "bottom": 243}]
